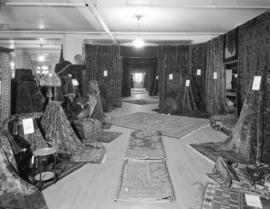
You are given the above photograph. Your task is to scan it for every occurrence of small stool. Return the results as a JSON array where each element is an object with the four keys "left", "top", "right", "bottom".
[{"left": 32, "top": 147, "right": 57, "bottom": 187}]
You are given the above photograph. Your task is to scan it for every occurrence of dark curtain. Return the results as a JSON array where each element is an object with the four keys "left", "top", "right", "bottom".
[
  {"left": 14, "top": 69, "right": 45, "bottom": 114},
  {"left": 147, "top": 58, "right": 158, "bottom": 96},
  {"left": 190, "top": 43, "right": 207, "bottom": 112},
  {"left": 157, "top": 45, "right": 189, "bottom": 113},
  {"left": 85, "top": 44, "right": 122, "bottom": 110},
  {"left": 205, "top": 36, "right": 228, "bottom": 114},
  {"left": 121, "top": 58, "right": 131, "bottom": 97}
]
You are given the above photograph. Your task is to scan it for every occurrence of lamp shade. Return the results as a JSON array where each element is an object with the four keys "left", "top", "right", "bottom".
[{"left": 40, "top": 71, "right": 61, "bottom": 87}]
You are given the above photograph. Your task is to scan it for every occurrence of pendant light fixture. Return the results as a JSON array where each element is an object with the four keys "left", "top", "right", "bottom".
[{"left": 133, "top": 15, "right": 145, "bottom": 48}]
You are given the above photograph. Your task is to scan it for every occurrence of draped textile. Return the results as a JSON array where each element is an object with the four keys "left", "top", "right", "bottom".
[
  {"left": 121, "top": 58, "right": 131, "bottom": 97},
  {"left": 15, "top": 81, "right": 45, "bottom": 114},
  {"left": 0, "top": 129, "right": 48, "bottom": 209},
  {"left": 157, "top": 45, "right": 189, "bottom": 113},
  {"left": 189, "top": 43, "right": 207, "bottom": 112},
  {"left": 0, "top": 50, "right": 11, "bottom": 124},
  {"left": 41, "top": 101, "right": 104, "bottom": 162},
  {"left": 205, "top": 36, "right": 228, "bottom": 114},
  {"left": 85, "top": 44, "right": 122, "bottom": 110}
]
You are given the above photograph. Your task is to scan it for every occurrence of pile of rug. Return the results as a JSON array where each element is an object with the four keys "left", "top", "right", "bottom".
[
  {"left": 116, "top": 130, "right": 174, "bottom": 202},
  {"left": 108, "top": 112, "right": 208, "bottom": 138},
  {"left": 41, "top": 101, "right": 106, "bottom": 163}
]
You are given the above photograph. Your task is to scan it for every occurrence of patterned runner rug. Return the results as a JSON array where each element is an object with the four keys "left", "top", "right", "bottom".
[
  {"left": 123, "top": 99, "right": 159, "bottom": 105},
  {"left": 126, "top": 130, "right": 165, "bottom": 160},
  {"left": 116, "top": 159, "right": 174, "bottom": 202},
  {"left": 108, "top": 112, "right": 208, "bottom": 138}
]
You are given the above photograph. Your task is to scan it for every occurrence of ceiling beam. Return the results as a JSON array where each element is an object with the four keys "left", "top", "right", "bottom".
[
  {"left": 5, "top": 1, "right": 270, "bottom": 9},
  {"left": 82, "top": 0, "right": 117, "bottom": 44}
]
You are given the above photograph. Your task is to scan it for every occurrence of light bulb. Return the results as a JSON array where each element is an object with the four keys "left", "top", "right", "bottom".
[
  {"left": 133, "top": 38, "right": 144, "bottom": 48},
  {"left": 38, "top": 56, "right": 45, "bottom": 62}
]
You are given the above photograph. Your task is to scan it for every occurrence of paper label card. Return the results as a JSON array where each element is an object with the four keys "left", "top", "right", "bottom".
[
  {"left": 169, "top": 74, "right": 173, "bottom": 80},
  {"left": 156, "top": 75, "right": 159, "bottom": 80},
  {"left": 72, "top": 79, "right": 79, "bottom": 86},
  {"left": 185, "top": 80, "right": 190, "bottom": 87},
  {"left": 245, "top": 194, "right": 262, "bottom": 208},
  {"left": 104, "top": 70, "right": 108, "bottom": 77},
  {"left": 22, "top": 118, "right": 35, "bottom": 135},
  {"left": 197, "top": 69, "right": 201, "bottom": 76},
  {"left": 213, "top": 72, "right": 218, "bottom": 79},
  {"left": 252, "top": 76, "right": 261, "bottom": 91}
]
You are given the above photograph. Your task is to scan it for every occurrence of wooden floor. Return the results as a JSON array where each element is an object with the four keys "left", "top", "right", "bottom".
[{"left": 43, "top": 93, "right": 226, "bottom": 209}]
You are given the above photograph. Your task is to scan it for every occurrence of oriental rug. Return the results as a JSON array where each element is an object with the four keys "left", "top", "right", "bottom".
[
  {"left": 108, "top": 112, "right": 208, "bottom": 138},
  {"left": 126, "top": 130, "right": 165, "bottom": 160},
  {"left": 116, "top": 159, "right": 174, "bottom": 202},
  {"left": 189, "top": 142, "right": 250, "bottom": 164},
  {"left": 123, "top": 99, "right": 159, "bottom": 105},
  {"left": 201, "top": 182, "right": 243, "bottom": 209},
  {"left": 35, "top": 159, "right": 86, "bottom": 190},
  {"left": 82, "top": 131, "right": 122, "bottom": 143}
]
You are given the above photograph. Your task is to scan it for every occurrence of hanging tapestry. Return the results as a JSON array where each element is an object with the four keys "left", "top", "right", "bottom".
[
  {"left": 85, "top": 44, "right": 122, "bottom": 110},
  {"left": 223, "top": 28, "right": 239, "bottom": 63},
  {"left": 0, "top": 48, "right": 12, "bottom": 124}
]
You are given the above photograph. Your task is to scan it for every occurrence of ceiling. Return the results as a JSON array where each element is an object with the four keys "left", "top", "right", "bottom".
[{"left": 0, "top": 0, "right": 269, "bottom": 63}]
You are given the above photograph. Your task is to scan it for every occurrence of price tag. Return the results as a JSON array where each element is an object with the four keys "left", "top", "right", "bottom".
[
  {"left": 185, "top": 80, "right": 190, "bottom": 87},
  {"left": 213, "top": 72, "right": 218, "bottom": 79},
  {"left": 169, "top": 74, "right": 173, "bottom": 80},
  {"left": 22, "top": 118, "right": 34, "bottom": 135},
  {"left": 245, "top": 194, "right": 262, "bottom": 208},
  {"left": 197, "top": 69, "right": 201, "bottom": 76},
  {"left": 252, "top": 76, "right": 261, "bottom": 91},
  {"left": 156, "top": 75, "right": 159, "bottom": 80},
  {"left": 104, "top": 70, "right": 108, "bottom": 77}
]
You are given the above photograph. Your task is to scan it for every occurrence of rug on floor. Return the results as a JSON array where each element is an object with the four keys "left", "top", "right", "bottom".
[
  {"left": 122, "top": 99, "right": 159, "bottom": 105},
  {"left": 116, "top": 159, "right": 174, "bottom": 202},
  {"left": 126, "top": 130, "right": 165, "bottom": 160},
  {"left": 82, "top": 131, "right": 122, "bottom": 143},
  {"left": 189, "top": 142, "right": 250, "bottom": 164},
  {"left": 201, "top": 182, "right": 243, "bottom": 209},
  {"left": 35, "top": 160, "right": 86, "bottom": 190},
  {"left": 108, "top": 112, "right": 208, "bottom": 138}
]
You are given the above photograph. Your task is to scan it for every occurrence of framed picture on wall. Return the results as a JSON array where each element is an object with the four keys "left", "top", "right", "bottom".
[{"left": 223, "top": 28, "right": 239, "bottom": 63}]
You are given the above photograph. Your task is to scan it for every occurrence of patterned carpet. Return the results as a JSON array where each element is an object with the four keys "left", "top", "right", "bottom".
[
  {"left": 189, "top": 142, "right": 250, "bottom": 164},
  {"left": 126, "top": 130, "right": 165, "bottom": 160},
  {"left": 122, "top": 99, "right": 159, "bottom": 105},
  {"left": 201, "top": 182, "right": 243, "bottom": 209},
  {"left": 108, "top": 112, "right": 208, "bottom": 138},
  {"left": 35, "top": 159, "right": 86, "bottom": 190},
  {"left": 116, "top": 159, "right": 175, "bottom": 202}
]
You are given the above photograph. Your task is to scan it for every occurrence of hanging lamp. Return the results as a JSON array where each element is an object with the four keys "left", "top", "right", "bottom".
[{"left": 133, "top": 15, "right": 145, "bottom": 48}]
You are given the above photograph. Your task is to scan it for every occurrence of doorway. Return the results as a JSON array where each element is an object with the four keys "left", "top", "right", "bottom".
[{"left": 121, "top": 57, "right": 158, "bottom": 97}]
